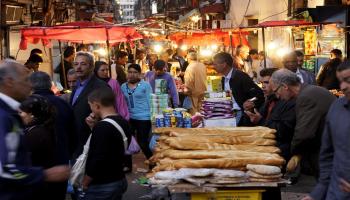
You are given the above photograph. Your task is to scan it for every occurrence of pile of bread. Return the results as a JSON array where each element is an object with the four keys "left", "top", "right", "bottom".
[{"left": 148, "top": 126, "right": 285, "bottom": 185}]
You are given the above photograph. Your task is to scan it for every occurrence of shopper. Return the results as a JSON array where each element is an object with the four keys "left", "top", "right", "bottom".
[
  {"left": 145, "top": 60, "right": 179, "bottom": 108},
  {"left": 114, "top": 50, "right": 128, "bottom": 85},
  {"left": 82, "top": 87, "right": 130, "bottom": 200},
  {"left": 121, "top": 64, "right": 153, "bottom": 171},
  {"left": 270, "top": 69, "right": 335, "bottom": 178},
  {"left": 60, "top": 68, "right": 77, "bottom": 103},
  {"left": 284, "top": 51, "right": 316, "bottom": 85},
  {"left": 19, "top": 95, "right": 63, "bottom": 200},
  {"left": 233, "top": 45, "right": 251, "bottom": 75},
  {"left": 213, "top": 52, "right": 264, "bottom": 125},
  {"left": 71, "top": 51, "right": 108, "bottom": 158},
  {"left": 316, "top": 49, "right": 343, "bottom": 90},
  {"left": 54, "top": 46, "right": 76, "bottom": 89},
  {"left": 0, "top": 59, "right": 69, "bottom": 200},
  {"left": 94, "top": 61, "right": 130, "bottom": 120},
  {"left": 184, "top": 52, "right": 207, "bottom": 114},
  {"left": 25, "top": 53, "right": 43, "bottom": 72},
  {"left": 243, "top": 68, "right": 296, "bottom": 162},
  {"left": 302, "top": 59, "right": 350, "bottom": 200}
]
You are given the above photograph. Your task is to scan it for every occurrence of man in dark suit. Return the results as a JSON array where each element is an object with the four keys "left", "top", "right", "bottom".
[
  {"left": 284, "top": 51, "right": 316, "bottom": 85},
  {"left": 270, "top": 69, "right": 336, "bottom": 178},
  {"left": 0, "top": 59, "right": 69, "bottom": 199},
  {"left": 70, "top": 52, "right": 108, "bottom": 158},
  {"left": 213, "top": 52, "right": 264, "bottom": 125}
]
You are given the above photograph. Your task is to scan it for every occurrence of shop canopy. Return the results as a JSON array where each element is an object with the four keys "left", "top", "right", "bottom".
[
  {"left": 20, "top": 21, "right": 143, "bottom": 50},
  {"left": 168, "top": 30, "right": 249, "bottom": 47},
  {"left": 246, "top": 20, "right": 341, "bottom": 28}
]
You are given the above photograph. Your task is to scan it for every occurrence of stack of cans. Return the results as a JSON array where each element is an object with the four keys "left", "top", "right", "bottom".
[{"left": 155, "top": 115, "right": 164, "bottom": 128}]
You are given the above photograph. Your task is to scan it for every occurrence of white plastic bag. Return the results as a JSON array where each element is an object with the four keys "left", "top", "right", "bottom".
[{"left": 69, "top": 135, "right": 91, "bottom": 186}]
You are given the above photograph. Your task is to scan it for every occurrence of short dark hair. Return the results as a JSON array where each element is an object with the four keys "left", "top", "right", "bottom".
[
  {"left": 128, "top": 64, "right": 141, "bottom": 73},
  {"left": 27, "top": 54, "right": 43, "bottom": 63},
  {"left": 115, "top": 51, "right": 128, "bottom": 59},
  {"left": 260, "top": 68, "right": 279, "bottom": 77},
  {"left": 337, "top": 59, "right": 350, "bottom": 72},
  {"left": 213, "top": 52, "right": 233, "bottom": 67},
  {"left": 64, "top": 46, "right": 75, "bottom": 58},
  {"left": 29, "top": 71, "right": 52, "bottom": 90},
  {"left": 20, "top": 94, "right": 55, "bottom": 126},
  {"left": 154, "top": 60, "right": 166, "bottom": 70},
  {"left": 330, "top": 49, "right": 342, "bottom": 57},
  {"left": 294, "top": 50, "right": 304, "bottom": 57},
  {"left": 249, "top": 49, "right": 258, "bottom": 55},
  {"left": 88, "top": 87, "right": 115, "bottom": 107},
  {"left": 30, "top": 48, "right": 43, "bottom": 56}
]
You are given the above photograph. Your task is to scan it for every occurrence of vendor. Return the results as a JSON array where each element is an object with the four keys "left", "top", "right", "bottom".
[{"left": 144, "top": 60, "right": 179, "bottom": 108}]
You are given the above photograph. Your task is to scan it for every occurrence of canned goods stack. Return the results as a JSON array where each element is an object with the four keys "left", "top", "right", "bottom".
[{"left": 154, "top": 108, "right": 192, "bottom": 128}]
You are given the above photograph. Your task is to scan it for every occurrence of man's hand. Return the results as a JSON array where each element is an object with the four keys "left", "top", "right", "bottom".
[
  {"left": 243, "top": 100, "right": 255, "bottom": 111},
  {"left": 244, "top": 109, "right": 262, "bottom": 124},
  {"left": 286, "top": 155, "right": 302, "bottom": 173},
  {"left": 85, "top": 113, "right": 98, "bottom": 129},
  {"left": 82, "top": 175, "right": 93, "bottom": 190},
  {"left": 301, "top": 195, "right": 314, "bottom": 200},
  {"left": 339, "top": 178, "right": 350, "bottom": 193},
  {"left": 44, "top": 165, "right": 70, "bottom": 182}
]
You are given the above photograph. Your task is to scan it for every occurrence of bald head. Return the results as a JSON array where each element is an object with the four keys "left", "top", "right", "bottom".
[
  {"left": 0, "top": 59, "right": 32, "bottom": 101},
  {"left": 283, "top": 52, "right": 298, "bottom": 72}
]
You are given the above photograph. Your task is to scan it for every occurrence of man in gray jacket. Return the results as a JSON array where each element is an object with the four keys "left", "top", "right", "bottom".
[{"left": 284, "top": 51, "right": 316, "bottom": 85}]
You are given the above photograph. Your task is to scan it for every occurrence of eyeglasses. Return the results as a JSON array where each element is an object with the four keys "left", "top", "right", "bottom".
[{"left": 273, "top": 85, "right": 282, "bottom": 93}]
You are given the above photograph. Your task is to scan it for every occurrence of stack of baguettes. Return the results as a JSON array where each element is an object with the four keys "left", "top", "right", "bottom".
[{"left": 149, "top": 126, "right": 285, "bottom": 175}]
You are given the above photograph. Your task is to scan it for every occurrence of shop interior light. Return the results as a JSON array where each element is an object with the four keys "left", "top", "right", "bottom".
[
  {"left": 180, "top": 45, "right": 188, "bottom": 51},
  {"left": 172, "top": 43, "right": 178, "bottom": 48},
  {"left": 268, "top": 41, "right": 277, "bottom": 50},
  {"left": 211, "top": 44, "right": 218, "bottom": 50},
  {"left": 150, "top": 32, "right": 159, "bottom": 37},
  {"left": 161, "top": 30, "right": 165, "bottom": 34},
  {"left": 153, "top": 44, "right": 163, "bottom": 53},
  {"left": 97, "top": 48, "right": 107, "bottom": 56},
  {"left": 200, "top": 49, "right": 213, "bottom": 57},
  {"left": 277, "top": 47, "right": 290, "bottom": 58},
  {"left": 191, "top": 15, "right": 201, "bottom": 22}
]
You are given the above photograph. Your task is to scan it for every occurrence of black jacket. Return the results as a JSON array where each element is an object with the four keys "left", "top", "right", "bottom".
[
  {"left": 33, "top": 89, "right": 76, "bottom": 164},
  {"left": 70, "top": 75, "right": 108, "bottom": 158},
  {"left": 221, "top": 69, "right": 264, "bottom": 125},
  {"left": 316, "top": 58, "right": 341, "bottom": 90},
  {"left": 261, "top": 96, "right": 296, "bottom": 161}
]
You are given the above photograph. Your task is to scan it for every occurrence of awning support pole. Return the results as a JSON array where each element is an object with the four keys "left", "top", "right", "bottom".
[
  {"left": 58, "top": 41, "right": 68, "bottom": 89},
  {"left": 262, "top": 27, "right": 267, "bottom": 69}
]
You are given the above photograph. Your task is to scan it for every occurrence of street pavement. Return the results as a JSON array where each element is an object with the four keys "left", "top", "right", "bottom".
[{"left": 66, "top": 153, "right": 317, "bottom": 200}]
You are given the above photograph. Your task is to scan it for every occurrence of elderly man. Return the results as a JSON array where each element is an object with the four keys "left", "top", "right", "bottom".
[
  {"left": 284, "top": 52, "right": 316, "bottom": 85},
  {"left": 60, "top": 68, "right": 77, "bottom": 103},
  {"left": 270, "top": 69, "right": 335, "bottom": 179},
  {"left": 71, "top": 52, "right": 108, "bottom": 158},
  {"left": 54, "top": 46, "right": 76, "bottom": 89},
  {"left": 303, "top": 60, "right": 350, "bottom": 200},
  {"left": 184, "top": 52, "right": 207, "bottom": 114},
  {"left": 0, "top": 60, "right": 69, "bottom": 199},
  {"left": 243, "top": 68, "right": 296, "bottom": 162},
  {"left": 213, "top": 52, "right": 264, "bottom": 125}
]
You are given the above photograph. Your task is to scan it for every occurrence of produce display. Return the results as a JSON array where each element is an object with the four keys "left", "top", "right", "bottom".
[
  {"left": 148, "top": 127, "right": 286, "bottom": 186},
  {"left": 329, "top": 89, "right": 345, "bottom": 97}
]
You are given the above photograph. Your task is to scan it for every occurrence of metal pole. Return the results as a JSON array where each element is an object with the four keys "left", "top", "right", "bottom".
[
  {"left": 106, "top": 28, "right": 111, "bottom": 75},
  {"left": 229, "top": 31, "right": 234, "bottom": 56},
  {"left": 58, "top": 41, "right": 68, "bottom": 89},
  {"left": 262, "top": 27, "right": 267, "bottom": 69}
]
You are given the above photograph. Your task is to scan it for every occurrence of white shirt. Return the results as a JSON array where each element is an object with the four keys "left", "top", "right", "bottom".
[
  {"left": 224, "top": 69, "right": 241, "bottom": 110},
  {"left": 0, "top": 92, "right": 20, "bottom": 110},
  {"left": 296, "top": 68, "right": 304, "bottom": 83}
]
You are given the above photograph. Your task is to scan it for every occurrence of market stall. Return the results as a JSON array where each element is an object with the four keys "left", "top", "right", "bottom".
[
  {"left": 146, "top": 126, "right": 288, "bottom": 200},
  {"left": 19, "top": 21, "right": 142, "bottom": 88},
  {"left": 243, "top": 20, "right": 342, "bottom": 72}
]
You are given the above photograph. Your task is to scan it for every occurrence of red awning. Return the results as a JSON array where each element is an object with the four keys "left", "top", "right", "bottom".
[
  {"left": 169, "top": 30, "right": 249, "bottom": 47},
  {"left": 20, "top": 21, "right": 143, "bottom": 50},
  {"left": 248, "top": 20, "right": 341, "bottom": 28}
]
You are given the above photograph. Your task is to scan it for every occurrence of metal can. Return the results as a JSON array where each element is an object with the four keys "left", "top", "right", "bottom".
[
  {"left": 155, "top": 115, "right": 164, "bottom": 128},
  {"left": 164, "top": 115, "right": 171, "bottom": 127},
  {"left": 176, "top": 113, "right": 183, "bottom": 128},
  {"left": 183, "top": 117, "right": 192, "bottom": 128}
]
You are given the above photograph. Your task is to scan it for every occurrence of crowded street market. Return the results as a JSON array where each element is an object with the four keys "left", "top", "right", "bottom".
[{"left": 0, "top": 0, "right": 350, "bottom": 200}]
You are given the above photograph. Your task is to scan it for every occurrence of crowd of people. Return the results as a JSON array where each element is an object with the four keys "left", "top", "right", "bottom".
[{"left": 0, "top": 44, "right": 349, "bottom": 200}]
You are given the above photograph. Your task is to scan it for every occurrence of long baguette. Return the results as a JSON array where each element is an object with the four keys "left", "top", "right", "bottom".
[
  {"left": 164, "top": 136, "right": 276, "bottom": 146},
  {"left": 156, "top": 157, "right": 285, "bottom": 171},
  {"left": 166, "top": 140, "right": 281, "bottom": 153},
  {"left": 154, "top": 127, "right": 276, "bottom": 135},
  {"left": 151, "top": 149, "right": 283, "bottom": 162},
  {"left": 168, "top": 131, "right": 275, "bottom": 139}
]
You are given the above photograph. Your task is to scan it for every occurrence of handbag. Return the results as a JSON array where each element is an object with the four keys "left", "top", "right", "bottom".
[
  {"left": 103, "top": 118, "right": 140, "bottom": 155},
  {"left": 69, "top": 135, "right": 91, "bottom": 187}
]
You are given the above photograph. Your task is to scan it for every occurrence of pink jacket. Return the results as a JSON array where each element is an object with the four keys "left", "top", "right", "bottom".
[{"left": 108, "top": 79, "right": 130, "bottom": 120}]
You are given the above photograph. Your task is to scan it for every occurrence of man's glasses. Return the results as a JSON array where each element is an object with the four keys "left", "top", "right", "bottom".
[{"left": 273, "top": 85, "right": 282, "bottom": 93}]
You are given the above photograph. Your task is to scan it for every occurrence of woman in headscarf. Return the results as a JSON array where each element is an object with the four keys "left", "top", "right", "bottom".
[{"left": 94, "top": 61, "right": 130, "bottom": 120}]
